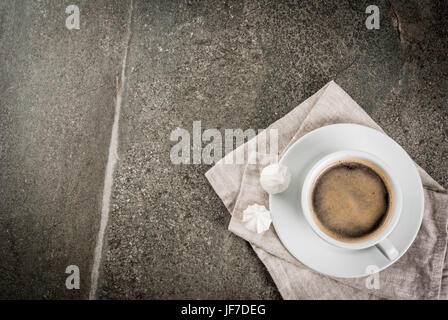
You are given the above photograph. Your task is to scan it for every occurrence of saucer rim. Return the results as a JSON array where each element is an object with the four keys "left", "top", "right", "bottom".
[{"left": 269, "top": 123, "right": 424, "bottom": 278}]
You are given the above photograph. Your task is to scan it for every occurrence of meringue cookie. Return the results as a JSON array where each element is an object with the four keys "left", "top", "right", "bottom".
[
  {"left": 242, "top": 204, "right": 272, "bottom": 233},
  {"left": 259, "top": 163, "right": 292, "bottom": 194}
]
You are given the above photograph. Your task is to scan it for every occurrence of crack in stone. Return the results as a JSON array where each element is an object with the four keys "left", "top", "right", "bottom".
[
  {"left": 386, "top": 0, "right": 403, "bottom": 44},
  {"left": 89, "top": 0, "right": 134, "bottom": 300},
  {"left": 334, "top": 56, "right": 358, "bottom": 79}
]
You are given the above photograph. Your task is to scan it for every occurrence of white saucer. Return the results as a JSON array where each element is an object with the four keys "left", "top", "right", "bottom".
[{"left": 269, "top": 124, "right": 424, "bottom": 278}]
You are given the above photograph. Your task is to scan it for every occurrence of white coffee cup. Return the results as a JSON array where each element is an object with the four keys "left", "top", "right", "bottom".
[{"left": 301, "top": 150, "right": 403, "bottom": 260}]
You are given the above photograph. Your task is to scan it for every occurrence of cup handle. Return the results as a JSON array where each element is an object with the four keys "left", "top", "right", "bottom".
[{"left": 376, "top": 238, "right": 399, "bottom": 260}]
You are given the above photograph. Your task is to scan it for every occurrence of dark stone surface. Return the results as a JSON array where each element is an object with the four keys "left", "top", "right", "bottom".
[
  {"left": 99, "top": 0, "right": 280, "bottom": 299},
  {"left": 0, "top": 0, "right": 446, "bottom": 299},
  {"left": 98, "top": 0, "right": 446, "bottom": 299},
  {"left": 0, "top": 0, "right": 128, "bottom": 298},
  {"left": 372, "top": 0, "right": 448, "bottom": 186}
]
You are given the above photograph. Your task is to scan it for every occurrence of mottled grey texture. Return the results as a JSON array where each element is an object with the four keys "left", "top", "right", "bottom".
[
  {"left": 99, "top": 0, "right": 447, "bottom": 299},
  {"left": 0, "top": 0, "right": 129, "bottom": 298},
  {"left": 0, "top": 0, "right": 446, "bottom": 299}
]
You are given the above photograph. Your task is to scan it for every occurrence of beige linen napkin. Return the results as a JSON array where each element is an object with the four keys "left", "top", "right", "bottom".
[{"left": 205, "top": 81, "right": 448, "bottom": 300}]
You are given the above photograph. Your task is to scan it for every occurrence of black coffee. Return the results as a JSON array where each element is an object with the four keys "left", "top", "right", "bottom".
[{"left": 311, "top": 161, "right": 391, "bottom": 242}]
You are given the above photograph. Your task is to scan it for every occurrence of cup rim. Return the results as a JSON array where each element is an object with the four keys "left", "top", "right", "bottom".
[{"left": 301, "top": 150, "right": 403, "bottom": 250}]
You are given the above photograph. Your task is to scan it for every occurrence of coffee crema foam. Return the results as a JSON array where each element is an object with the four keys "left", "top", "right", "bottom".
[{"left": 310, "top": 159, "right": 393, "bottom": 242}]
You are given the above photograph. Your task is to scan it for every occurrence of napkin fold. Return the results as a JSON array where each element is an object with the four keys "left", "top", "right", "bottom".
[{"left": 205, "top": 81, "right": 448, "bottom": 299}]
